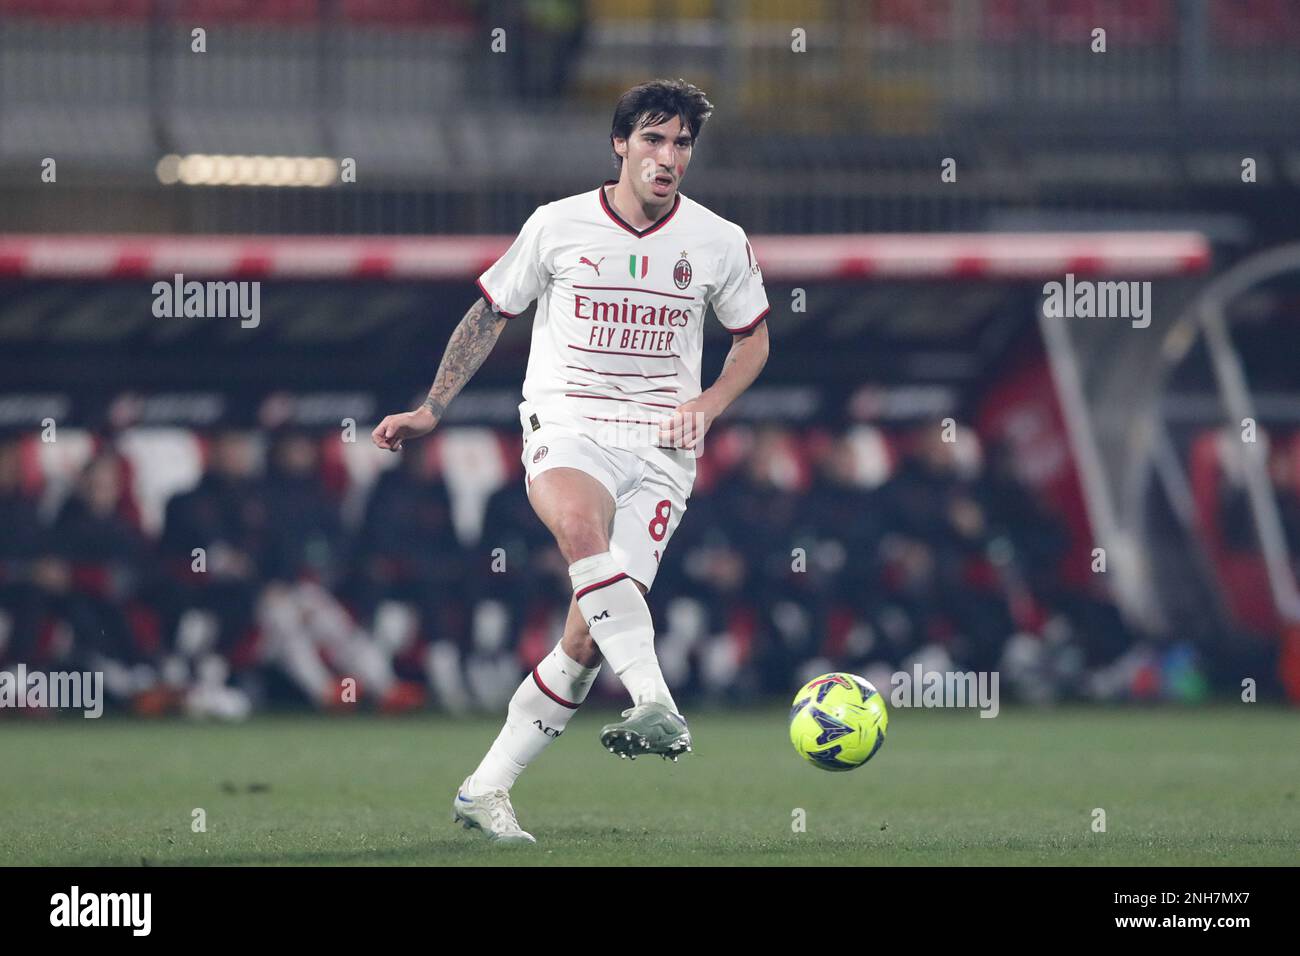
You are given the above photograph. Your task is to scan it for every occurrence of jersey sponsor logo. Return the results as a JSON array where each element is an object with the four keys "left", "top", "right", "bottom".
[
  {"left": 579, "top": 255, "right": 605, "bottom": 276},
  {"left": 673, "top": 256, "right": 692, "bottom": 290},
  {"left": 532, "top": 445, "right": 548, "bottom": 463},
  {"left": 572, "top": 294, "right": 691, "bottom": 328},
  {"left": 629, "top": 255, "right": 648, "bottom": 279}
]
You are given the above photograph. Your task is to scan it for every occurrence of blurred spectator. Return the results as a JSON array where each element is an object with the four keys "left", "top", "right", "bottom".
[
  {"left": 254, "top": 430, "right": 424, "bottom": 713},
  {"left": 349, "top": 443, "right": 473, "bottom": 709},
  {"left": 160, "top": 429, "right": 265, "bottom": 658},
  {"left": 0, "top": 420, "right": 1163, "bottom": 714},
  {"left": 0, "top": 435, "right": 64, "bottom": 666},
  {"left": 261, "top": 429, "right": 347, "bottom": 585},
  {"left": 875, "top": 424, "right": 1014, "bottom": 673},
  {"left": 51, "top": 452, "right": 165, "bottom": 706},
  {"left": 712, "top": 427, "right": 825, "bottom": 693},
  {"left": 479, "top": 475, "right": 567, "bottom": 610},
  {"left": 351, "top": 440, "right": 467, "bottom": 626}
]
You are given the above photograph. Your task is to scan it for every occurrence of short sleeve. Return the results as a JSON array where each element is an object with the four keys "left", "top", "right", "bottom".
[
  {"left": 476, "top": 206, "right": 551, "bottom": 317},
  {"left": 711, "top": 227, "right": 770, "bottom": 334}
]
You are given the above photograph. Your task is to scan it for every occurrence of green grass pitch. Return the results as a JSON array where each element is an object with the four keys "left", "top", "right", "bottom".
[{"left": 1, "top": 706, "right": 1295, "bottom": 866}]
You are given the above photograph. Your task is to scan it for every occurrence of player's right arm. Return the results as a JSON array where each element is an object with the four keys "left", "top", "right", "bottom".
[
  {"left": 373, "top": 204, "right": 550, "bottom": 451},
  {"left": 371, "top": 296, "right": 506, "bottom": 452}
]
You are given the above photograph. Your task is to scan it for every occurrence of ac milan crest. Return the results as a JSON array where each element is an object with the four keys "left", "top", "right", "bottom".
[
  {"left": 673, "top": 256, "right": 692, "bottom": 289},
  {"left": 532, "top": 445, "right": 548, "bottom": 463}
]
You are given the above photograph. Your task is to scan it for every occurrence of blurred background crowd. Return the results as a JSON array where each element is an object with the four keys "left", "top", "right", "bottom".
[
  {"left": 3, "top": 414, "right": 1293, "bottom": 717},
  {"left": 2, "top": 0, "right": 1300, "bottom": 715}
]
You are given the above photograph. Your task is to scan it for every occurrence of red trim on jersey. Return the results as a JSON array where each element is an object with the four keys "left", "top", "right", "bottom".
[
  {"left": 575, "top": 572, "right": 629, "bottom": 600},
  {"left": 572, "top": 284, "right": 695, "bottom": 301},
  {"left": 598, "top": 180, "right": 681, "bottom": 239},
  {"left": 566, "top": 381, "right": 678, "bottom": 397},
  {"left": 565, "top": 365, "right": 676, "bottom": 379},
  {"left": 568, "top": 344, "right": 679, "bottom": 359},
  {"left": 564, "top": 392, "right": 677, "bottom": 409},
  {"left": 475, "top": 277, "right": 520, "bottom": 318},
  {"left": 726, "top": 306, "right": 769, "bottom": 335},
  {"left": 584, "top": 416, "right": 665, "bottom": 425},
  {"left": 532, "top": 667, "right": 580, "bottom": 709}
]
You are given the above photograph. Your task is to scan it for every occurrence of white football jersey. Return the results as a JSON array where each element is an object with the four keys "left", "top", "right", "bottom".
[{"left": 477, "top": 179, "right": 769, "bottom": 462}]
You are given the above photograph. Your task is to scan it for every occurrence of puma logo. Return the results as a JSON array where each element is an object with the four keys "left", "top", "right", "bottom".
[{"left": 579, "top": 255, "right": 605, "bottom": 276}]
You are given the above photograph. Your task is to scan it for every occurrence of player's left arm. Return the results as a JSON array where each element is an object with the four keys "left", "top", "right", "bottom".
[{"left": 660, "top": 319, "right": 768, "bottom": 451}]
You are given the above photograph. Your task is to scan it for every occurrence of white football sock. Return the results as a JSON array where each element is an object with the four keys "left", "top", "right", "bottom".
[
  {"left": 466, "top": 642, "right": 600, "bottom": 794},
  {"left": 568, "top": 551, "right": 679, "bottom": 713}
]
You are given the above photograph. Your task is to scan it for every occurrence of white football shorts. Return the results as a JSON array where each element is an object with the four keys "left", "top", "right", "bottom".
[{"left": 519, "top": 415, "right": 693, "bottom": 592}]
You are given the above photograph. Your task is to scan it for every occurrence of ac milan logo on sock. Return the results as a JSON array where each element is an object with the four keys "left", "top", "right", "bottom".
[
  {"left": 533, "top": 445, "right": 549, "bottom": 463},
  {"left": 532, "top": 719, "right": 562, "bottom": 738},
  {"left": 673, "top": 257, "right": 692, "bottom": 289}
]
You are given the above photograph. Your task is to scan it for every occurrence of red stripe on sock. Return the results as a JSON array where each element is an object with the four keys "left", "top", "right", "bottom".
[
  {"left": 575, "top": 572, "right": 628, "bottom": 601},
  {"left": 532, "top": 666, "right": 580, "bottom": 709}
]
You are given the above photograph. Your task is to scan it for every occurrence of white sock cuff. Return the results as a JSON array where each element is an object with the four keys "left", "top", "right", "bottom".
[
  {"left": 533, "top": 644, "right": 598, "bottom": 707},
  {"left": 568, "top": 551, "right": 623, "bottom": 594},
  {"left": 553, "top": 641, "right": 600, "bottom": 680}
]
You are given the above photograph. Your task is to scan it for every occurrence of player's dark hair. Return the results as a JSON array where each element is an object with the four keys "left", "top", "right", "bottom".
[{"left": 610, "top": 78, "right": 713, "bottom": 167}]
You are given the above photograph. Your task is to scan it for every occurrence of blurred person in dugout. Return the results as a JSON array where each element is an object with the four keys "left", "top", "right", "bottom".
[
  {"left": 0, "top": 433, "right": 60, "bottom": 667},
  {"left": 51, "top": 451, "right": 169, "bottom": 705},
  {"left": 875, "top": 423, "right": 1014, "bottom": 673},
  {"left": 160, "top": 428, "right": 265, "bottom": 663},
  {"left": 350, "top": 435, "right": 473, "bottom": 654},
  {"left": 253, "top": 428, "right": 425, "bottom": 712}
]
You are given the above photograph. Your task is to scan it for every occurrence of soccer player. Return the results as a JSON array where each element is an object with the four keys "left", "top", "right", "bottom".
[{"left": 371, "top": 79, "right": 770, "bottom": 843}]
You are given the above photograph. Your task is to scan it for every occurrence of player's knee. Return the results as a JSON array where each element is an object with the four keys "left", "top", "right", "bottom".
[{"left": 552, "top": 511, "right": 609, "bottom": 564}]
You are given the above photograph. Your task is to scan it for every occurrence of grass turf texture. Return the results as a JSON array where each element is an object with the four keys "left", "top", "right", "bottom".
[{"left": 1, "top": 706, "right": 1295, "bottom": 866}]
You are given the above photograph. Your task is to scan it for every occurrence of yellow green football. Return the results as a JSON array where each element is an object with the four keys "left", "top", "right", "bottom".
[{"left": 789, "top": 673, "right": 888, "bottom": 771}]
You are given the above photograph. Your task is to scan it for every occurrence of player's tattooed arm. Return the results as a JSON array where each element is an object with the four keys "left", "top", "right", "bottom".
[
  {"left": 419, "top": 297, "right": 507, "bottom": 420},
  {"left": 372, "top": 297, "right": 506, "bottom": 451}
]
